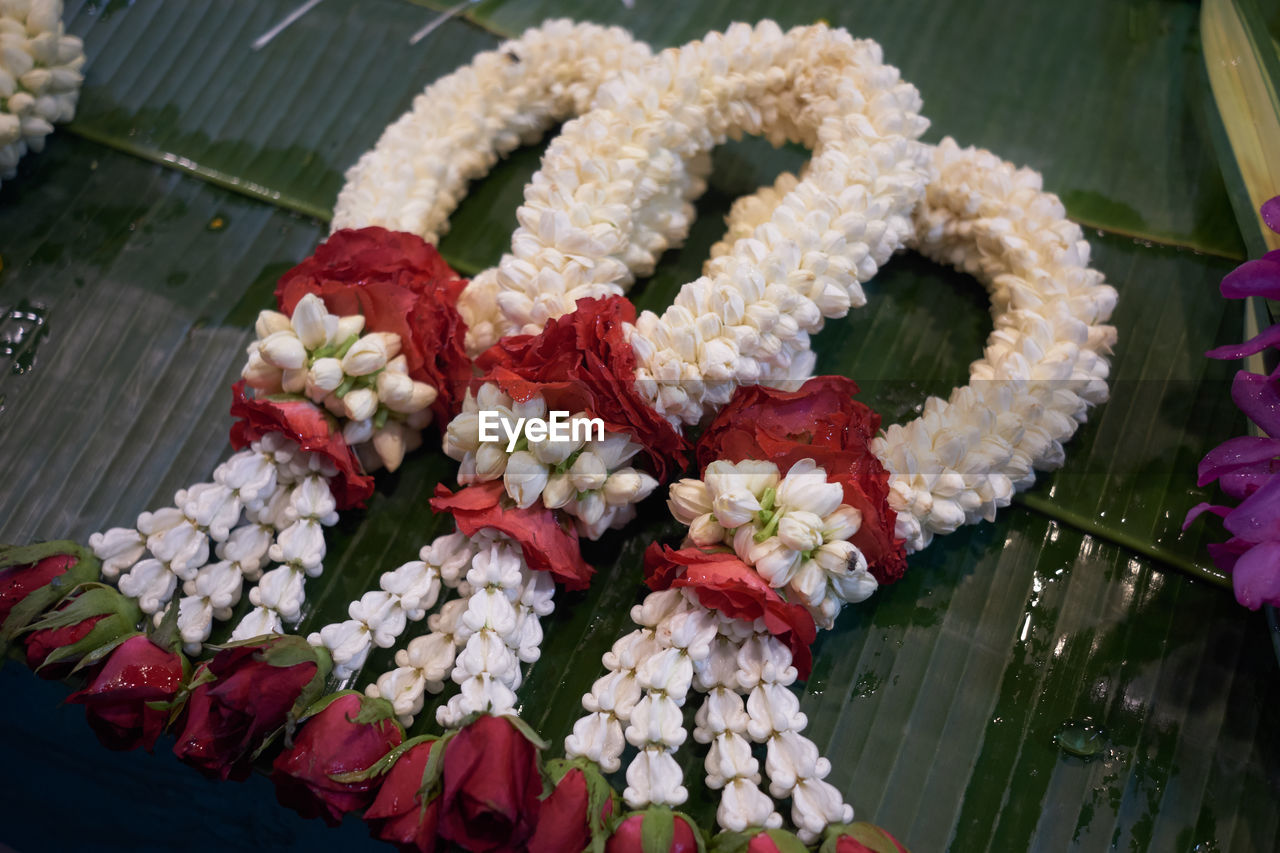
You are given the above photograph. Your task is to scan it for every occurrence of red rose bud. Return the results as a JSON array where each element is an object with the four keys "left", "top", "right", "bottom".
[
  {"left": 22, "top": 583, "right": 140, "bottom": 679},
  {"left": 271, "top": 692, "right": 403, "bottom": 826},
  {"left": 606, "top": 810, "right": 701, "bottom": 853},
  {"left": 0, "top": 542, "right": 97, "bottom": 639},
  {"left": 365, "top": 739, "right": 441, "bottom": 853},
  {"left": 174, "top": 636, "right": 328, "bottom": 781},
  {"left": 25, "top": 612, "right": 107, "bottom": 678},
  {"left": 67, "top": 634, "right": 185, "bottom": 751},
  {"left": 527, "top": 761, "right": 616, "bottom": 853},
  {"left": 438, "top": 714, "right": 545, "bottom": 852},
  {"left": 820, "top": 822, "right": 909, "bottom": 853}
]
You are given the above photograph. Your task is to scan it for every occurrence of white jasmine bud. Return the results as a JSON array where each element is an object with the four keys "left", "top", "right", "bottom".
[
  {"left": 241, "top": 349, "right": 282, "bottom": 392},
  {"left": 343, "top": 387, "right": 378, "bottom": 422},
  {"left": 541, "top": 472, "right": 575, "bottom": 508},
  {"left": 777, "top": 510, "right": 824, "bottom": 552},
  {"left": 474, "top": 442, "right": 508, "bottom": 481},
  {"left": 688, "top": 513, "right": 726, "bottom": 546},
  {"left": 308, "top": 357, "right": 344, "bottom": 392},
  {"left": 603, "top": 469, "right": 657, "bottom": 505},
  {"left": 290, "top": 293, "right": 331, "bottom": 350},
  {"left": 712, "top": 489, "right": 762, "bottom": 529},
  {"left": 373, "top": 422, "right": 408, "bottom": 472},
  {"left": 340, "top": 330, "right": 394, "bottom": 373},
  {"left": 335, "top": 314, "right": 366, "bottom": 342},
  {"left": 259, "top": 331, "right": 306, "bottom": 370},
  {"left": 255, "top": 309, "right": 292, "bottom": 339},
  {"left": 281, "top": 368, "right": 307, "bottom": 394},
  {"left": 569, "top": 452, "right": 608, "bottom": 492},
  {"left": 444, "top": 412, "right": 481, "bottom": 456},
  {"left": 343, "top": 418, "right": 375, "bottom": 446},
  {"left": 504, "top": 451, "right": 550, "bottom": 509},
  {"left": 667, "top": 480, "right": 713, "bottom": 524},
  {"left": 574, "top": 490, "right": 607, "bottom": 526}
]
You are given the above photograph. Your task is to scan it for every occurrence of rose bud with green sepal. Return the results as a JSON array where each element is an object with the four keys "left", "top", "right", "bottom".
[
  {"left": 437, "top": 713, "right": 547, "bottom": 852},
  {"left": 710, "top": 828, "right": 811, "bottom": 853},
  {"left": 271, "top": 691, "right": 403, "bottom": 826},
  {"left": 0, "top": 541, "right": 98, "bottom": 643},
  {"left": 172, "top": 635, "right": 331, "bottom": 781},
  {"left": 364, "top": 736, "right": 444, "bottom": 853},
  {"left": 23, "top": 583, "right": 141, "bottom": 679},
  {"left": 527, "top": 757, "right": 619, "bottom": 853},
  {"left": 66, "top": 632, "right": 187, "bottom": 751},
  {"left": 818, "top": 823, "right": 909, "bottom": 853},
  {"left": 606, "top": 808, "right": 705, "bottom": 853}
]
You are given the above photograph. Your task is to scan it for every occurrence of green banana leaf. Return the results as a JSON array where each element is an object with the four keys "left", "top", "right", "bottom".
[{"left": 0, "top": 0, "right": 1277, "bottom": 850}]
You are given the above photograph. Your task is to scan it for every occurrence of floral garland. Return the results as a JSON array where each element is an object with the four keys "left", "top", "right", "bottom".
[
  {"left": 0, "top": 0, "right": 84, "bottom": 185},
  {"left": 562, "top": 139, "right": 1118, "bottom": 843},
  {"left": 0, "top": 16, "right": 1119, "bottom": 853}
]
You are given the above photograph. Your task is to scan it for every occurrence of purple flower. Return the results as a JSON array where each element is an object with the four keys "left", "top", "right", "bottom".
[{"left": 1185, "top": 196, "right": 1280, "bottom": 609}]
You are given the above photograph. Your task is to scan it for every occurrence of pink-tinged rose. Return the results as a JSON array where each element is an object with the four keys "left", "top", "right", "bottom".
[
  {"left": 0, "top": 553, "right": 77, "bottom": 626},
  {"left": 478, "top": 296, "right": 688, "bottom": 482},
  {"left": 646, "top": 544, "right": 818, "bottom": 678},
  {"left": 438, "top": 714, "right": 544, "bottom": 852},
  {"left": 276, "top": 227, "right": 472, "bottom": 421},
  {"left": 696, "top": 377, "right": 906, "bottom": 585},
  {"left": 229, "top": 380, "right": 373, "bottom": 509},
  {"left": 271, "top": 693, "right": 403, "bottom": 826},
  {"left": 365, "top": 740, "right": 440, "bottom": 853},
  {"left": 24, "top": 611, "right": 107, "bottom": 679},
  {"left": 526, "top": 764, "right": 614, "bottom": 853},
  {"left": 831, "top": 826, "right": 908, "bottom": 853},
  {"left": 173, "top": 637, "right": 325, "bottom": 781},
  {"left": 431, "top": 481, "right": 593, "bottom": 590},
  {"left": 605, "top": 811, "right": 700, "bottom": 853},
  {"left": 67, "top": 634, "right": 185, "bottom": 751}
]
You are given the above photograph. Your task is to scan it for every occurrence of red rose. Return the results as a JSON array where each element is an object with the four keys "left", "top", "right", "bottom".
[
  {"left": 25, "top": 611, "right": 107, "bottom": 679},
  {"left": 438, "top": 714, "right": 544, "bottom": 852},
  {"left": 67, "top": 634, "right": 185, "bottom": 751},
  {"left": 744, "top": 829, "right": 809, "bottom": 853},
  {"left": 478, "top": 296, "right": 688, "bottom": 482},
  {"left": 271, "top": 692, "right": 403, "bottom": 826},
  {"left": 0, "top": 552, "right": 77, "bottom": 626},
  {"left": 696, "top": 377, "right": 906, "bottom": 585},
  {"left": 173, "top": 636, "right": 326, "bottom": 781},
  {"left": 605, "top": 811, "right": 700, "bottom": 853},
  {"left": 230, "top": 380, "right": 373, "bottom": 510},
  {"left": 276, "top": 227, "right": 472, "bottom": 422},
  {"left": 431, "top": 481, "right": 593, "bottom": 590},
  {"left": 526, "top": 762, "right": 615, "bottom": 853},
  {"left": 645, "top": 545, "right": 817, "bottom": 679},
  {"left": 820, "top": 823, "right": 909, "bottom": 853},
  {"left": 365, "top": 739, "right": 441, "bottom": 853}
]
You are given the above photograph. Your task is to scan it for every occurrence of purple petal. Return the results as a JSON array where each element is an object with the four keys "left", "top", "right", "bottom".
[
  {"left": 1197, "top": 435, "right": 1280, "bottom": 486},
  {"left": 1223, "top": 474, "right": 1280, "bottom": 540},
  {"left": 1220, "top": 460, "right": 1280, "bottom": 499},
  {"left": 1262, "top": 196, "right": 1280, "bottom": 236},
  {"left": 1182, "top": 502, "right": 1233, "bottom": 530},
  {"left": 1230, "top": 539, "right": 1280, "bottom": 609},
  {"left": 1207, "top": 539, "right": 1250, "bottom": 572},
  {"left": 1218, "top": 251, "right": 1280, "bottom": 299},
  {"left": 1206, "top": 320, "right": 1280, "bottom": 360},
  {"left": 1232, "top": 370, "right": 1280, "bottom": 436}
]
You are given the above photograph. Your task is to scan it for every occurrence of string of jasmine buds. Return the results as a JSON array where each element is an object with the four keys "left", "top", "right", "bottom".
[
  {"left": 0, "top": 0, "right": 85, "bottom": 184},
  {"left": 482, "top": 21, "right": 932, "bottom": 423}
]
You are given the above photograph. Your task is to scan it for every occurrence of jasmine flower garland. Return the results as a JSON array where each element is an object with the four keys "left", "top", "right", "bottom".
[{"left": 0, "top": 0, "right": 83, "bottom": 184}]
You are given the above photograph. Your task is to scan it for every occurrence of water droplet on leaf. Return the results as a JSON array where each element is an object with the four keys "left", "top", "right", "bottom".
[{"left": 1054, "top": 718, "right": 1107, "bottom": 759}]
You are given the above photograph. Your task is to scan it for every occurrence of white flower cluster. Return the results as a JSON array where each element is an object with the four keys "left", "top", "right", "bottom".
[
  {"left": 362, "top": 530, "right": 555, "bottom": 729},
  {"left": 566, "top": 590, "right": 852, "bottom": 841},
  {"left": 244, "top": 293, "right": 437, "bottom": 472},
  {"left": 669, "top": 459, "right": 878, "bottom": 628},
  {"left": 88, "top": 433, "right": 336, "bottom": 654},
  {"left": 443, "top": 383, "right": 659, "bottom": 539},
  {"left": 307, "top": 531, "right": 475, "bottom": 680},
  {"left": 478, "top": 22, "right": 931, "bottom": 422},
  {"left": 0, "top": 0, "right": 83, "bottom": 183}
]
